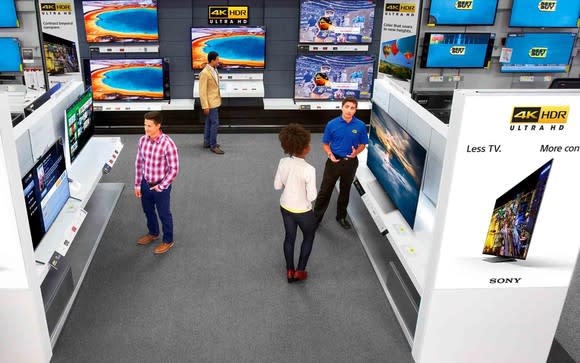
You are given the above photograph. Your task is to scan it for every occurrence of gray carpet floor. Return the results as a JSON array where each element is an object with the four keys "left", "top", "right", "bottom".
[{"left": 51, "top": 133, "right": 413, "bottom": 362}]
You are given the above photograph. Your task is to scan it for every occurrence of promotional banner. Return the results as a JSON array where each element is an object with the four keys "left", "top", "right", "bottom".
[{"left": 378, "top": 0, "right": 419, "bottom": 88}]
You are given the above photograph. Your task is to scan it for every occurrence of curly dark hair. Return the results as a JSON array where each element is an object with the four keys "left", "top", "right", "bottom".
[{"left": 279, "top": 123, "right": 311, "bottom": 156}]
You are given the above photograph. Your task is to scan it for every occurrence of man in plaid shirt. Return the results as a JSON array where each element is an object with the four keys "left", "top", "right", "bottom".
[{"left": 134, "top": 111, "right": 179, "bottom": 254}]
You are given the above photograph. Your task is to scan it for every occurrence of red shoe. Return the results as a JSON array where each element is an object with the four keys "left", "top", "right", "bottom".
[
  {"left": 294, "top": 270, "right": 308, "bottom": 281},
  {"left": 287, "top": 269, "right": 296, "bottom": 283}
]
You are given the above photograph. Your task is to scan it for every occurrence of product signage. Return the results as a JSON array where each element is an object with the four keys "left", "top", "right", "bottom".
[{"left": 208, "top": 6, "right": 249, "bottom": 24}]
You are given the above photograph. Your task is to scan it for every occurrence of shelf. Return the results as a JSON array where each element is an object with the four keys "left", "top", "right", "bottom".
[
  {"left": 263, "top": 98, "right": 372, "bottom": 111},
  {"left": 93, "top": 99, "right": 194, "bottom": 111},
  {"left": 193, "top": 80, "right": 265, "bottom": 98}
]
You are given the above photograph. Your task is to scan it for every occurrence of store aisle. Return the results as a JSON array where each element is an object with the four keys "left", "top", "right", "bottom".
[{"left": 51, "top": 134, "right": 413, "bottom": 362}]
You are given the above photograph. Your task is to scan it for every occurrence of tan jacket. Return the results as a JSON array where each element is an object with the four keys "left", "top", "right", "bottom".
[{"left": 199, "top": 65, "right": 222, "bottom": 109}]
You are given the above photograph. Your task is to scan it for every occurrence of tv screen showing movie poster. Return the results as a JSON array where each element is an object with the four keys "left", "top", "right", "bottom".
[
  {"left": 299, "top": 0, "right": 375, "bottom": 44},
  {"left": 379, "top": 36, "right": 416, "bottom": 80},
  {"left": 500, "top": 33, "right": 576, "bottom": 73},
  {"left": 367, "top": 104, "right": 427, "bottom": 228},
  {"left": 0, "top": 0, "right": 19, "bottom": 28},
  {"left": 483, "top": 159, "right": 553, "bottom": 260},
  {"left": 190, "top": 27, "right": 265, "bottom": 70},
  {"left": 421, "top": 33, "right": 495, "bottom": 68},
  {"left": 428, "top": 0, "right": 499, "bottom": 25},
  {"left": 294, "top": 55, "right": 374, "bottom": 100},
  {"left": 82, "top": 0, "right": 159, "bottom": 43},
  {"left": 0, "top": 38, "right": 22, "bottom": 72},
  {"left": 43, "top": 33, "right": 79, "bottom": 75},
  {"left": 89, "top": 59, "right": 164, "bottom": 101},
  {"left": 510, "top": 0, "right": 580, "bottom": 27}
]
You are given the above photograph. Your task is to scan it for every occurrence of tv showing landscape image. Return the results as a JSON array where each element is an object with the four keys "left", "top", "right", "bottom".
[
  {"left": 83, "top": 0, "right": 159, "bottom": 43},
  {"left": 379, "top": 35, "right": 416, "bottom": 81}
]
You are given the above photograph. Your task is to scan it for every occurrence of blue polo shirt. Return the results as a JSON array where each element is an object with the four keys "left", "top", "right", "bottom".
[{"left": 322, "top": 116, "right": 369, "bottom": 157}]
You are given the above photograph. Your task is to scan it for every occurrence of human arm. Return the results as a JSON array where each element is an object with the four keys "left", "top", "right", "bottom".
[
  {"left": 199, "top": 70, "right": 209, "bottom": 114},
  {"left": 134, "top": 137, "right": 143, "bottom": 198},
  {"left": 346, "top": 144, "right": 366, "bottom": 159},
  {"left": 322, "top": 143, "right": 339, "bottom": 163},
  {"left": 305, "top": 166, "right": 317, "bottom": 202},
  {"left": 274, "top": 159, "right": 284, "bottom": 190},
  {"left": 155, "top": 138, "right": 179, "bottom": 191}
]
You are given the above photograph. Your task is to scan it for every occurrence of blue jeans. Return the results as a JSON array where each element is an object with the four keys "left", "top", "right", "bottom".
[
  {"left": 204, "top": 108, "right": 219, "bottom": 148},
  {"left": 140, "top": 178, "right": 173, "bottom": 243},
  {"left": 280, "top": 207, "right": 316, "bottom": 271}
]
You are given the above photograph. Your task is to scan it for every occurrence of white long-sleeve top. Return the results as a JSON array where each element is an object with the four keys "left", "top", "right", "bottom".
[{"left": 274, "top": 156, "right": 317, "bottom": 213}]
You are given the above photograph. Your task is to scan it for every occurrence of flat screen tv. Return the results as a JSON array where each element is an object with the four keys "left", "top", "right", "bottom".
[
  {"left": 367, "top": 104, "right": 427, "bottom": 228},
  {"left": 509, "top": 0, "right": 580, "bottom": 28},
  {"left": 299, "top": 0, "right": 376, "bottom": 44},
  {"left": 500, "top": 33, "right": 576, "bottom": 73},
  {"left": 0, "top": 0, "right": 19, "bottom": 28},
  {"left": 89, "top": 58, "right": 169, "bottom": 101},
  {"left": 420, "top": 33, "right": 495, "bottom": 68},
  {"left": 0, "top": 38, "right": 22, "bottom": 72},
  {"left": 294, "top": 55, "right": 374, "bottom": 100},
  {"left": 82, "top": 0, "right": 159, "bottom": 43},
  {"left": 42, "top": 33, "right": 80, "bottom": 75},
  {"left": 379, "top": 35, "right": 416, "bottom": 81},
  {"left": 483, "top": 159, "right": 553, "bottom": 260},
  {"left": 190, "top": 27, "right": 266, "bottom": 70},
  {"left": 21, "top": 139, "right": 70, "bottom": 250},
  {"left": 428, "top": 0, "right": 499, "bottom": 25},
  {"left": 65, "top": 88, "right": 94, "bottom": 164}
]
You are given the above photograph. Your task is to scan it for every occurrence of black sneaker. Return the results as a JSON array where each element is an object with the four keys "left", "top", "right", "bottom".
[{"left": 336, "top": 217, "right": 351, "bottom": 230}]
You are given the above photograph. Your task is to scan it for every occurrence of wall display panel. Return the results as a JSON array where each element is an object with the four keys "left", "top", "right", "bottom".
[
  {"left": 428, "top": 0, "right": 499, "bottom": 26},
  {"left": 43, "top": 33, "right": 80, "bottom": 75},
  {"left": 509, "top": 0, "right": 580, "bottom": 28},
  {"left": 0, "top": 38, "right": 23, "bottom": 72},
  {"left": 420, "top": 33, "right": 495, "bottom": 68},
  {"left": 190, "top": 27, "right": 266, "bottom": 70},
  {"left": 294, "top": 55, "right": 374, "bottom": 100},
  {"left": 0, "top": 0, "right": 19, "bottom": 28},
  {"left": 299, "top": 0, "right": 375, "bottom": 44},
  {"left": 65, "top": 88, "right": 94, "bottom": 164},
  {"left": 367, "top": 104, "right": 427, "bottom": 228},
  {"left": 500, "top": 33, "right": 576, "bottom": 73},
  {"left": 82, "top": 0, "right": 159, "bottom": 43}
]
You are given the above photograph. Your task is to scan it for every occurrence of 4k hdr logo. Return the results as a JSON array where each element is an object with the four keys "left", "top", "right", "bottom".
[
  {"left": 450, "top": 46, "right": 465, "bottom": 55},
  {"left": 385, "top": 3, "right": 416, "bottom": 12},
  {"left": 40, "top": 2, "right": 71, "bottom": 11},
  {"left": 455, "top": 0, "right": 473, "bottom": 10},
  {"left": 208, "top": 6, "right": 249, "bottom": 24},
  {"left": 529, "top": 47, "right": 547, "bottom": 58},
  {"left": 538, "top": 0, "right": 556, "bottom": 11},
  {"left": 511, "top": 106, "right": 569, "bottom": 124}
]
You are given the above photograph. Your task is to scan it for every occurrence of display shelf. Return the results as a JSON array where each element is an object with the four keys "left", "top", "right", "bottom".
[
  {"left": 89, "top": 45, "right": 159, "bottom": 54},
  {"left": 300, "top": 44, "right": 369, "bottom": 52},
  {"left": 93, "top": 99, "right": 194, "bottom": 112},
  {"left": 193, "top": 80, "right": 265, "bottom": 98}
]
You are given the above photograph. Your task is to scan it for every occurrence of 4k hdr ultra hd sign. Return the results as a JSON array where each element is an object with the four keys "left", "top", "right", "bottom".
[{"left": 208, "top": 6, "right": 249, "bottom": 24}]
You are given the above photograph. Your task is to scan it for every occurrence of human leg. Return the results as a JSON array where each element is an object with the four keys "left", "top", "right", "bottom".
[
  {"left": 209, "top": 108, "right": 219, "bottom": 148},
  {"left": 281, "top": 207, "right": 298, "bottom": 271},
  {"left": 336, "top": 158, "right": 358, "bottom": 220},
  {"left": 296, "top": 210, "right": 316, "bottom": 271},
  {"left": 140, "top": 179, "right": 159, "bottom": 237},
  {"left": 154, "top": 185, "right": 174, "bottom": 243},
  {"left": 313, "top": 160, "right": 340, "bottom": 223}
]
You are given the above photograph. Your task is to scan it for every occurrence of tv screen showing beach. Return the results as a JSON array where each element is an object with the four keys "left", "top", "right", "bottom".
[
  {"left": 82, "top": 0, "right": 159, "bottom": 43},
  {"left": 191, "top": 27, "right": 266, "bottom": 70},
  {"left": 89, "top": 59, "right": 164, "bottom": 101}
]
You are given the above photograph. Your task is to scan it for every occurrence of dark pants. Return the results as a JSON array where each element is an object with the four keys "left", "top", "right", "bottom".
[
  {"left": 204, "top": 108, "right": 219, "bottom": 148},
  {"left": 314, "top": 157, "right": 359, "bottom": 222},
  {"left": 281, "top": 207, "right": 316, "bottom": 271},
  {"left": 141, "top": 178, "right": 173, "bottom": 243}
]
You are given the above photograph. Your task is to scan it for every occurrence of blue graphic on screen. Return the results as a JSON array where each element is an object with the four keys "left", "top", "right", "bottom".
[
  {"left": 510, "top": 0, "right": 580, "bottom": 27},
  {"left": 423, "top": 33, "right": 493, "bottom": 68},
  {"left": 367, "top": 105, "right": 426, "bottom": 229},
  {"left": 96, "top": 9, "right": 157, "bottom": 35},
  {"left": 0, "top": 0, "right": 19, "bottom": 27},
  {"left": 0, "top": 38, "right": 22, "bottom": 72},
  {"left": 103, "top": 67, "right": 162, "bottom": 93},
  {"left": 501, "top": 33, "right": 575, "bottom": 73},
  {"left": 429, "top": 0, "right": 498, "bottom": 25}
]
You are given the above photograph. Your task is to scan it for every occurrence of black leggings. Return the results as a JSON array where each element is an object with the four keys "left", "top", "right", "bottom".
[{"left": 280, "top": 207, "right": 316, "bottom": 271}]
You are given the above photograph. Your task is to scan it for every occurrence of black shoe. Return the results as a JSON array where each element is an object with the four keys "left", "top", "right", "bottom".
[{"left": 336, "top": 217, "right": 351, "bottom": 230}]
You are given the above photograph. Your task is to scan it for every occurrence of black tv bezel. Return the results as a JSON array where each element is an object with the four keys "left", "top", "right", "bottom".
[
  {"left": 190, "top": 25, "right": 267, "bottom": 72},
  {"left": 549, "top": 78, "right": 580, "bottom": 89},
  {"left": 420, "top": 32, "right": 495, "bottom": 69},
  {"left": 292, "top": 54, "right": 376, "bottom": 102},
  {"left": 508, "top": 0, "right": 580, "bottom": 28},
  {"left": 427, "top": 0, "right": 499, "bottom": 26},
  {"left": 65, "top": 87, "right": 95, "bottom": 164},
  {"left": 297, "top": 0, "right": 377, "bottom": 45},
  {"left": 0, "top": 37, "right": 23, "bottom": 73},
  {"left": 0, "top": 0, "right": 20, "bottom": 29}
]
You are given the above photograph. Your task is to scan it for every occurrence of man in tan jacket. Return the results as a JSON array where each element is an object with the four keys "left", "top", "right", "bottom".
[{"left": 199, "top": 51, "right": 224, "bottom": 154}]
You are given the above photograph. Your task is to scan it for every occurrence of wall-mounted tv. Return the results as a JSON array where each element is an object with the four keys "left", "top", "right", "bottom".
[
  {"left": 510, "top": 0, "right": 580, "bottom": 28},
  {"left": 428, "top": 0, "right": 499, "bottom": 26},
  {"left": 65, "top": 88, "right": 94, "bottom": 164},
  {"left": 42, "top": 33, "right": 79, "bottom": 75},
  {"left": 420, "top": 33, "right": 495, "bottom": 68},
  {"left": 367, "top": 104, "right": 426, "bottom": 229},
  {"left": 0, "top": 38, "right": 22, "bottom": 72},
  {"left": 21, "top": 139, "right": 70, "bottom": 250},
  {"left": 500, "top": 33, "right": 575, "bottom": 73},
  {"left": 294, "top": 55, "right": 374, "bottom": 100},
  {"left": 299, "top": 0, "right": 375, "bottom": 44},
  {"left": 379, "top": 35, "right": 416, "bottom": 81},
  {"left": 190, "top": 27, "right": 266, "bottom": 70},
  {"left": 0, "top": 0, "right": 19, "bottom": 28},
  {"left": 82, "top": 0, "right": 159, "bottom": 43},
  {"left": 483, "top": 159, "right": 553, "bottom": 260},
  {"left": 89, "top": 58, "right": 169, "bottom": 101}
]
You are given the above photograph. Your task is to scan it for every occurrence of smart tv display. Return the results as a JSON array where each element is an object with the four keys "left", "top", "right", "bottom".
[
  {"left": 428, "top": 0, "right": 499, "bottom": 25},
  {"left": 299, "top": 0, "right": 375, "bottom": 44},
  {"left": 379, "top": 35, "right": 416, "bottom": 81},
  {"left": 420, "top": 33, "right": 495, "bottom": 68},
  {"left": 43, "top": 33, "right": 80, "bottom": 75},
  {"left": 294, "top": 55, "right": 374, "bottom": 100},
  {"left": 0, "top": 0, "right": 19, "bottom": 28},
  {"left": 65, "top": 88, "right": 94, "bottom": 164},
  {"left": 21, "top": 139, "right": 70, "bottom": 250},
  {"left": 510, "top": 0, "right": 580, "bottom": 28},
  {"left": 367, "top": 105, "right": 427, "bottom": 228},
  {"left": 82, "top": 0, "right": 159, "bottom": 43},
  {"left": 483, "top": 159, "right": 553, "bottom": 260},
  {"left": 190, "top": 27, "right": 266, "bottom": 70},
  {"left": 500, "top": 33, "right": 576, "bottom": 73},
  {"left": 0, "top": 38, "right": 22, "bottom": 72}
]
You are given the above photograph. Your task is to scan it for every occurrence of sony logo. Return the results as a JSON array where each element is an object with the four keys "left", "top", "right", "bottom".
[{"left": 489, "top": 277, "right": 522, "bottom": 284}]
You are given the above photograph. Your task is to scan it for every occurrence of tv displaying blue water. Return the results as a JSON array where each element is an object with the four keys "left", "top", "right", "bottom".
[
  {"left": 0, "top": 0, "right": 19, "bottom": 27},
  {"left": 501, "top": 33, "right": 576, "bottom": 73},
  {"left": 0, "top": 38, "right": 22, "bottom": 72},
  {"left": 367, "top": 104, "right": 426, "bottom": 229},
  {"left": 421, "top": 33, "right": 494, "bottom": 68},
  {"left": 510, "top": 0, "right": 580, "bottom": 27},
  {"left": 429, "top": 0, "right": 498, "bottom": 25},
  {"left": 90, "top": 59, "right": 165, "bottom": 100}
]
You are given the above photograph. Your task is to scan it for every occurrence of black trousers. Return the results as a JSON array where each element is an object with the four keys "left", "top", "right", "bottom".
[
  {"left": 280, "top": 207, "right": 316, "bottom": 271},
  {"left": 314, "top": 157, "right": 358, "bottom": 222}
]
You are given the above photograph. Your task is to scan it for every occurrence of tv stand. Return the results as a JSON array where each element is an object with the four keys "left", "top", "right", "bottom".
[{"left": 483, "top": 256, "right": 517, "bottom": 263}]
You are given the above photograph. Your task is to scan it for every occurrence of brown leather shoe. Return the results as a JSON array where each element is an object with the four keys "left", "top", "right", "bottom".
[
  {"left": 154, "top": 241, "right": 174, "bottom": 254},
  {"left": 210, "top": 146, "right": 225, "bottom": 155},
  {"left": 137, "top": 234, "right": 159, "bottom": 245}
]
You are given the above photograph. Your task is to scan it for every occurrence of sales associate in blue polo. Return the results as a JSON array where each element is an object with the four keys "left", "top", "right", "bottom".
[{"left": 314, "top": 97, "right": 368, "bottom": 229}]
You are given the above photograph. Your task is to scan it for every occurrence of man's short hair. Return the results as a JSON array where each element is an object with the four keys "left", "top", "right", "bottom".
[
  {"left": 208, "top": 51, "right": 219, "bottom": 63},
  {"left": 144, "top": 111, "right": 163, "bottom": 125},
  {"left": 342, "top": 97, "right": 358, "bottom": 108}
]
